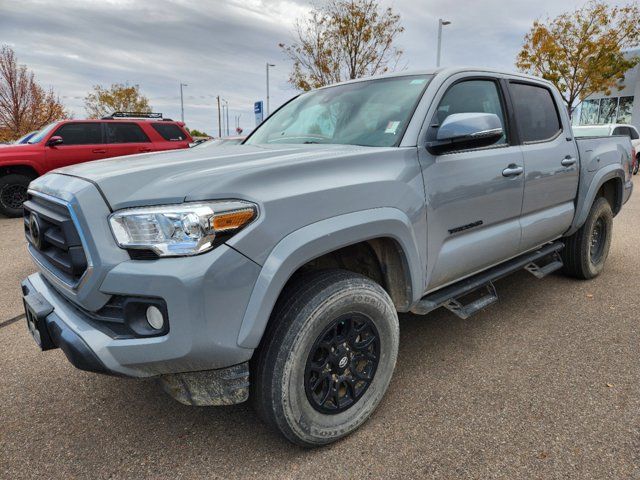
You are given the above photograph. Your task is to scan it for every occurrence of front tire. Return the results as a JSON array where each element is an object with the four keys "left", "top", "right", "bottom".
[
  {"left": 0, "top": 174, "right": 32, "bottom": 217},
  {"left": 634, "top": 155, "right": 639, "bottom": 175},
  {"left": 561, "top": 196, "right": 613, "bottom": 279},
  {"left": 251, "top": 269, "right": 399, "bottom": 447}
]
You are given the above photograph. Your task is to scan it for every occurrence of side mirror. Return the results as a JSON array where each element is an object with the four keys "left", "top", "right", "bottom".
[
  {"left": 46, "top": 136, "right": 63, "bottom": 147},
  {"left": 427, "top": 113, "right": 503, "bottom": 155}
]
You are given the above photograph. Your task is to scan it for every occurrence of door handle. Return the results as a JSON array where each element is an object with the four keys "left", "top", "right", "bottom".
[
  {"left": 502, "top": 165, "right": 524, "bottom": 177},
  {"left": 92, "top": 149, "right": 107, "bottom": 154},
  {"left": 561, "top": 156, "right": 576, "bottom": 167},
  {"left": 139, "top": 147, "right": 152, "bottom": 152}
]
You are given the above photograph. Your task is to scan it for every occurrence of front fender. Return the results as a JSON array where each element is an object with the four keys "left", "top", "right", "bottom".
[
  {"left": 236, "top": 207, "right": 423, "bottom": 348},
  {"left": 567, "top": 164, "right": 624, "bottom": 236}
]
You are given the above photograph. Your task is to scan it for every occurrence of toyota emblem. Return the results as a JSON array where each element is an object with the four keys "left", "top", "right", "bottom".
[{"left": 29, "top": 212, "right": 42, "bottom": 250}]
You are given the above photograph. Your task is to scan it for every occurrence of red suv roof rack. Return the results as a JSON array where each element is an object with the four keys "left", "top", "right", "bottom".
[{"left": 102, "top": 112, "right": 173, "bottom": 121}]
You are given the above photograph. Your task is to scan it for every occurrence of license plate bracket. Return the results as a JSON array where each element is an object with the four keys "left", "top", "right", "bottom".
[{"left": 23, "top": 292, "right": 55, "bottom": 350}]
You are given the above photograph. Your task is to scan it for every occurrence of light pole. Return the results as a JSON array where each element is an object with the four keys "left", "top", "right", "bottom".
[
  {"left": 216, "top": 96, "right": 221, "bottom": 138},
  {"left": 436, "top": 19, "right": 451, "bottom": 68},
  {"left": 221, "top": 99, "right": 229, "bottom": 136},
  {"left": 179, "top": 83, "right": 188, "bottom": 122},
  {"left": 266, "top": 63, "right": 275, "bottom": 116}
]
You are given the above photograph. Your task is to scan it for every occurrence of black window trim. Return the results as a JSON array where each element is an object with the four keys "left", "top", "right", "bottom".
[
  {"left": 52, "top": 122, "right": 105, "bottom": 145},
  {"left": 508, "top": 80, "right": 563, "bottom": 146},
  {"left": 426, "top": 75, "right": 514, "bottom": 155},
  {"left": 105, "top": 121, "right": 151, "bottom": 144}
]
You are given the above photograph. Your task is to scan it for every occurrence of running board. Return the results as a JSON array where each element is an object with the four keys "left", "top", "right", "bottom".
[
  {"left": 411, "top": 242, "right": 564, "bottom": 318},
  {"left": 524, "top": 251, "right": 563, "bottom": 279}
]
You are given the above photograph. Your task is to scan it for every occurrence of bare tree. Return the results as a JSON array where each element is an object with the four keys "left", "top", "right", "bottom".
[
  {"left": 280, "top": 0, "right": 404, "bottom": 91},
  {"left": 0, "top": 45, "right": 68, "bottom": 142}
]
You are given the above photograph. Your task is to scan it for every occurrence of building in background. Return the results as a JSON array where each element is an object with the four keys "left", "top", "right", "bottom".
[{"left": 574, "top": 49, "right": 639, "bottom": 129}]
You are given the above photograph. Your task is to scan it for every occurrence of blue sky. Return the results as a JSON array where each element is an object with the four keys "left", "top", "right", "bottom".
[{"left": 0, "top": 0, "right": 630, "bottom": 135}]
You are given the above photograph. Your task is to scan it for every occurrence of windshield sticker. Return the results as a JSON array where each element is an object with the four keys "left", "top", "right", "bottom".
[
  {"left": 410, "top": 79, "right": 426, "bottom": 85},
  {"left": 385, "top": 121, "right": 401, "bottom": 134}
]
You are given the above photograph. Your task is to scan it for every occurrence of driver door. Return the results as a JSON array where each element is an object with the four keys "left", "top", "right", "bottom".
[
  {"left": 45, "top": 122, "right": 107, "bottom": 170},
  {"left": 418, "top": 76, "right": 525, "bottom": 291}
]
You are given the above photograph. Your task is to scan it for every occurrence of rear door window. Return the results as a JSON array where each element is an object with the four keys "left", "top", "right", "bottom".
[
  {"left": 151, "top": 123, "right": 186, "bottom": 141},
  {"left": 509, "top": 83, "right": 562, "bottom": 143},
  {"left": 53, "top": 123, "right": 102, "bottom": 145},
  {"left": 106, "top": 123, "right": 150, "bottom": 143}
]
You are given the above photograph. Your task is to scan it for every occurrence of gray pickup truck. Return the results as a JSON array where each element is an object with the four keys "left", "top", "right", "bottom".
[{"left": 20, "top": 67, "right": 633, "bottom": 447}]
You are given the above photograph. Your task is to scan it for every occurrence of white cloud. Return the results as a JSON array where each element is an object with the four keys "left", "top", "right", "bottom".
[{"left": 1, "top": 0, "right": 633, "bottom": 134}]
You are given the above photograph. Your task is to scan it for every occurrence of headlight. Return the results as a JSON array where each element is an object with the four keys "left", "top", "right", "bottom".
[{"left": 109, "top": 200, "right": 257, "bottom": 257}]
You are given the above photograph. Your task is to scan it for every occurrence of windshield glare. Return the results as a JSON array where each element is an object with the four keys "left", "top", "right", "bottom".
[
  {"left": 28, "top": 122, "right": 58, "bottom": 144},
  {"left": 246, "top": 75, "right": 433, "bottom": 147}
]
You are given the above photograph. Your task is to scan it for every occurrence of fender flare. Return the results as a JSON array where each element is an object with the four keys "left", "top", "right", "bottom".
[
  {"left": 236, "top": 207, "right": 424, "bottom": 348},
  {"left": 567, "top": 165, "right": 624, "bottom": 236}
]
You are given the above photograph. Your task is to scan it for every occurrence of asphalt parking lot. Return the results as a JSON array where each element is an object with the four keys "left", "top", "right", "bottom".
[{"left": 1, "top": 193, "right": 639, "bottom": 479}]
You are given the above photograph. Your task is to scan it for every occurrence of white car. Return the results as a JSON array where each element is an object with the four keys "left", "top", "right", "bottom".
[{"left": 574, "top": 124, "right": 640, "bottom": 174}]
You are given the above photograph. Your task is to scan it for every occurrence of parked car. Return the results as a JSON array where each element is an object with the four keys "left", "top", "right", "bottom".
[
  {"left": 21, "top": 68, "right": 633, "bottom": 447},
  {"left": 574, "top": 123, "right": 640, "bottom": 174},
  {"left": 0, "top": 112, "right": 192, "bottom": 217}
]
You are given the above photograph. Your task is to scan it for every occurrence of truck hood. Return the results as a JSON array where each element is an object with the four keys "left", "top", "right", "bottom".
[
  {"left": 0, "top": 143, "right": 38, "bottom": 152},
  {"left": 51, "top": 144, "right": 382, "bottom": 210}
]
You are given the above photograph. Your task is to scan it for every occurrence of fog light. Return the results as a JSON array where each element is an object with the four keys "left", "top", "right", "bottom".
[{"left": 146, "top": 305, "right": 164, "bottom": 330}]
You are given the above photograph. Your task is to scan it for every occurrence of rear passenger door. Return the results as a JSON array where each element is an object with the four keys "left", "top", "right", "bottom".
[
  {"left": 509, "top": 81, "right": 579, "bottom": 252},
  {"left": 105, "top": 122, "right": 153, "bottom": 158},
  {"left": 45, "top": 122, "right": 106, "bottom": 170}
]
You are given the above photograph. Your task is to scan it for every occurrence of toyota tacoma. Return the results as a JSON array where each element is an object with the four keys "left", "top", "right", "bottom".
[{"left": 21, "top": 68, "right": 633, "bottom": 447}]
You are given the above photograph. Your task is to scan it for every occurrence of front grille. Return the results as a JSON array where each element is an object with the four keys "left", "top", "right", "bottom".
[{"left": 23, "top": 193, "right": 88, "bottom": 286}]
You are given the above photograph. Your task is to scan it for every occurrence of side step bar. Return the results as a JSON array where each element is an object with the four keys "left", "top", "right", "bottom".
[{"left": 411, "top": 242, "right": 564, "bottom": 318}]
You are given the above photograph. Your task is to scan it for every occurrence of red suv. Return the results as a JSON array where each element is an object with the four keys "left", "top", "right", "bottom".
[{"left": 0, "top": 112, "right": 192, "bottom": 217}]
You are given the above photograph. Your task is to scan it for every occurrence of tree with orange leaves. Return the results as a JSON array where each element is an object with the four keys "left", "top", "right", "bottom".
[
  {"left": 0, "top": 45, "right": 68, "bottom": 142},
  {"left": 517, "top": 1, "right": 640, "bottom": 115},
  {"left": 280, "top": 0, "right": 404, "bottom": 91}
]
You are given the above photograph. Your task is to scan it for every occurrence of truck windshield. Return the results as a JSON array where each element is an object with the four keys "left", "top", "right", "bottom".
[
  {"left": 245, "top": 75, "right": 433, "bottom": 147},
  {"left": 27, "top": 122, "right": 58, "bottom": 144}
]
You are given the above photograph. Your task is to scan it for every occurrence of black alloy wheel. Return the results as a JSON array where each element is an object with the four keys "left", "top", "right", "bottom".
[{"left": 304, "top": 313, "right": 380, "bottom": 414}]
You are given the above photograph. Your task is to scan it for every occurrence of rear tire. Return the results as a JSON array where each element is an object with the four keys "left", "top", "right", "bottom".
[
  {"left": 634, "top": 155, "right": 639, "bottom": 175},
  {"left": 251, "top": 269, "right": 399, "bottom": 447},
  {"left": 0, "top": 174, "right": 32, "bottom": 217},
  {"left": 561, "top": 197, "right": 613, "bottom": 279}
]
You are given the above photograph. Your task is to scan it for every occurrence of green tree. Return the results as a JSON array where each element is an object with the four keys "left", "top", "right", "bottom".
[
  {"left": 188, "top": 128, "right": 209, "bottom": 137},
  {"left": 84, "top": 83, "right": 151, "bottom": 118},
  {"left": 516, "top": 0, "right": 640, "bottom": 114},
  {"left": 280, "top": 0, "right": 404, "bottom": 91}
]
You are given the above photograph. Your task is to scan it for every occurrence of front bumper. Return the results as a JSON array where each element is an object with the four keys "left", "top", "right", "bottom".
[{"left": 22, "top": 242, "right": 261, "bottom": 378}]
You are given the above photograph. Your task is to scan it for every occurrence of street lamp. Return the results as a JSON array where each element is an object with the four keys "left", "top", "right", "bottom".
[
  {"left": 221, "top": 98, "right": 229, "bottom": 136},
  {"left": 179, "top": 83, "right": 188, "bottom": 123},
  {"left": 266, "top": 63, "right": 275, "bottom": 117},
  {"left": 436, "top": 19, "right": 451, "bottom": 68}
]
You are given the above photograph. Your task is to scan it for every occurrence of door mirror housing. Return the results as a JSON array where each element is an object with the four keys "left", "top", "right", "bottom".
[
  {"left": 46, "top": 136, "right": 63, "bottom": 147},
  {"left": 427, "top": 113, "right": 503, "bottom": 155}
]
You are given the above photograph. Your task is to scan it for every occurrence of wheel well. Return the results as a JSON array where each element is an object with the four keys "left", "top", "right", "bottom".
[
  {"left": 2, "top": 165, "right": 39, "bottom": 179},
  {"left": 289, "top": 238, "right": 413, "bottom": 311},
  {"left": 597, "top": 178, "right": 622, "bottom": 215}
]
